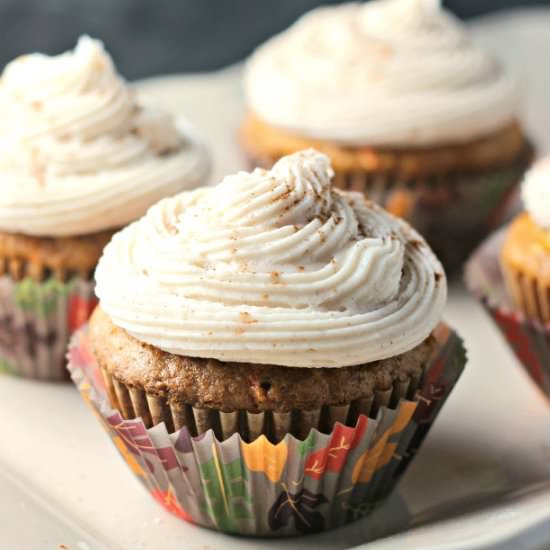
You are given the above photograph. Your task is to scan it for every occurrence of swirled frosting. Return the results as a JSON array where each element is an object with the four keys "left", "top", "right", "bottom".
[
  {"left": 0, "top": 36, "right": 209, "bottom": 237},
  {"left": 522, "top": 156, "right": 550, "bottom": 229},
  {"left": 244, "top": 0, "right": 518, "bottom": 147},
  {"left": 96, "top": 149, "right": 446, "bottom": 368}
]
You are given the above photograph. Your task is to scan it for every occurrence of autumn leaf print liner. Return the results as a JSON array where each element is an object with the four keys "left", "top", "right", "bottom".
[
  {"left": 0, "top": 275, "right": 96, "bottom": 380},
  {"left": 68, "top": 323, "right": 465, "bottom": 536}
]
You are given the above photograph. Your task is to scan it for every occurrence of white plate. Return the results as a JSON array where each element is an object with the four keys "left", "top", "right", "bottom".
[{"left": 2, "top": 10, "right": 550, "bottom": 550}]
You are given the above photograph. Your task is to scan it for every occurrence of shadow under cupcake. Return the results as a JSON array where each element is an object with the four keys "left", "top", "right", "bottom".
[{"left": 69, "top": 149, "right": 466, "bottom": 535}]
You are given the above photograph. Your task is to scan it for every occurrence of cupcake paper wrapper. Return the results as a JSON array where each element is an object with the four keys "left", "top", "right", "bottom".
[
  {"left": 98, "top": 360, "right": 425, "bottom": 444},
  {"left": 67, "top": 324, "right": 465, "bottom": 536},
  {"left": 249, "top": 152, "right": 531, "bottom": 275},
  {"left": 0, "top": 275, "right": 96, "bottom": 380},
  {"left": 465, "top": 229, "right": 550, "bottom": 395}
]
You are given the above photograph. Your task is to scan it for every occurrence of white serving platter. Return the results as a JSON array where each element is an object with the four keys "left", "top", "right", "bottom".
[{"left": 2, "top": 9, "right": 550, "bottom": 550}]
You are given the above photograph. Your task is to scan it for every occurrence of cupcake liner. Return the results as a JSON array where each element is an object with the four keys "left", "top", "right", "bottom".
[
  {"left": 99, "top": 362, "right": 421, "bottom": 443},
  {"left": 67, "top": 323, "right": 465, "bottom": 536},
  {"left": 465, "top": 229, "right": 550, "bottom": 395},
  {"left": 500, "top": 256, "right": 550, "bottom": 324},
  {"left": 0, "top": 275, "right": 96, "bottom": 380},
  {"left": 248, "top": 152, "right": 531, "bottom": 275}
]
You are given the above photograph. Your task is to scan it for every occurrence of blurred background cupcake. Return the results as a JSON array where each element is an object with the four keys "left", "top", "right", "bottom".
[
  {"left": 501, "top": 157, "right": 550, "bottom": 322},
  {"left": 241, "top": 0, "right": 533, "bottom": 273},
  {"left": 466, "top": 156, "right": 550, "bottom": 396},
  {"left": 69, "top": 149, "right": 466, "bottom": 535},
  {"left": 0, "top": 36, "right": 209, "bottom": 380}
]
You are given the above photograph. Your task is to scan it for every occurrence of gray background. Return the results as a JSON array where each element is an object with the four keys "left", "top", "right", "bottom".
[{"left": 0, "top": 0, "right": 548, "bottom": 79}]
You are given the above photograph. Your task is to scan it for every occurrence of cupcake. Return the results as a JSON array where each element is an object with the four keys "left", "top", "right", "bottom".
[
  {"left": 69, "top": 150, "right": 466, "bottom": 535},
  {"left": 241, "top": 0, "right": 532, "bottom": 273},
  {"left": 466, "top": 157, "right": 550, "bottom": 396},
  {"left": 0, "top": 36, "right": 209, "bottom": 380},
  {"left": 501, "top": 158, "right": 550, "bottom": 322}
]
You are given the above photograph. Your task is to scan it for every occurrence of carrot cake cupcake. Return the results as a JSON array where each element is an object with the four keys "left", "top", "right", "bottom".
[
  {"left": 92, "top": 149, "right": 447, "bottom": 431},
  {"left": 0, "top": 36, "right": 209, "bottom": 379},
  {"left": 241, "top": 0, "right": 532, "bottom": 272},
  {"left": 501, "top": 157, "right": 550, "bottom": 323},
  {"left": 70, "top": 149, "right": 467, "bottom": 535},
  {"left": 466, "top": 156, "right": 550, "bottom": 396}
]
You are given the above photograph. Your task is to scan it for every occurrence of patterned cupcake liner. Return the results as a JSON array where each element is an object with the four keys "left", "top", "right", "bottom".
[
  {"left": 500, "top": 256, "right": 550, "bottom": 325},
  {"left": 67, "top": 323, "right": 466, "bottom": 536},
  {"left": 249, "top": 152, "right": 532, "bottom": 276},
  {"left": 0, "top": 275, "right": 96, "bottom": 380},
  {"left": 465, "top": 229, "right": 550, "bottom": 396}
]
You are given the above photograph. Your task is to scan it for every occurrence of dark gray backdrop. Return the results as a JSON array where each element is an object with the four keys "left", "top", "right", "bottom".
[{"left": 0, "top": 0, "right": 547, "bottom": 79}]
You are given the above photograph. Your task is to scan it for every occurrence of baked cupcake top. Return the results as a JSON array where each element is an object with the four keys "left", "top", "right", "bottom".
[
  {"left": 96, "top": 149, "right": 446, "bottom": 368},
  {"left": 522, "top": 156, "right": 550, "bottom": 229},
  {"left": 244, "top": 0, "right": 518, "bottom": 147},
  {"left": 0, "top": 36, "right": 209, "bottom": 237}
]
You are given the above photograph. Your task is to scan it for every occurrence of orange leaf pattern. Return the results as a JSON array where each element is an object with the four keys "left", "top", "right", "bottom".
[
  {"left": 152, "top": 486, "right": 194, "bottom": 523},
  {"left": 241, "top": 435, "right": 288, "bottom": 482},
  {"left": 113, "top": 435, "right": 146, "bottom": 477},
  {"left": 352, "top": 401, "right": 417, "bottom": 484}
]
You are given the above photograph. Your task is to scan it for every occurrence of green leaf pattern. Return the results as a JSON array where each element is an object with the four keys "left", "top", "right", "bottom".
[
  {"left": 298, "top": 430, "right": 317, "bottom": 457},
  {"left": 199, "top": 446, "right": 252, "bottom": 533},
  {"left": 14, "top": 277, "right": 73, "bottom": 317},
  {"left": 0, "top": 358, "right": 16, "bottom": 375}
]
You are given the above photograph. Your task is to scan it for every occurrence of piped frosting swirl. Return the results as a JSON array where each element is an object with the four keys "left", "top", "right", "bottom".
[
  {"left": 96, "top": 149, "right": 446, "bottom": 368},
  {"left": 0, "top": 36, "right": 208, "bottom": 237},
  {"left": 244, "top": 0, "right": 518, "bottom": 147}
]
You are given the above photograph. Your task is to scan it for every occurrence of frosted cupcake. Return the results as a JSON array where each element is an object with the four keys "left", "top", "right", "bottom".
[
  {"left": 241, "top": 0, "right": 532, "bottom": 272},
  {"left": 0, "top": 36, "right": 209, "bottom": 379},
  {"left": 466, "top": 157, "right": 550, "bottom": 396},
  {"left": 69, "top": 150, "right": 466, "bottom": 535},
  {"left": 501, "top": 158, "right": 550, "bottom": 322}
]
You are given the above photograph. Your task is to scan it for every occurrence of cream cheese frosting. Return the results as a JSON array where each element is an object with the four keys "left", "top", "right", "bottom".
[
  {"left": 522, "top": 156, "right": 550, "bottom": 229},
  {"left": 0, "top": 36, "right": 209, "bottom": 237},
  {"left": 96, "top": 149, "right": 446, "bottom": 368},
  {"left": 244, "top": 0, "right": 518, "bottom": 147}
]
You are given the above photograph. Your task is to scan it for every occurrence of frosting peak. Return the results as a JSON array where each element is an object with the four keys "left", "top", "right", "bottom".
[
  {"left": 0, "top": 36, "right": 208, "bottom": 237},
  {"left": 244, "top": 0, "right": 518, "bottom": 147},
  {"left": 193, "top": 149, "right": 334, "bottom": 231},
  {"left": 96, "top": 149, "right": 446, "bottom": 368},
  {"left": 522, "top": 156, "right": 550, "bottom": 229}
]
